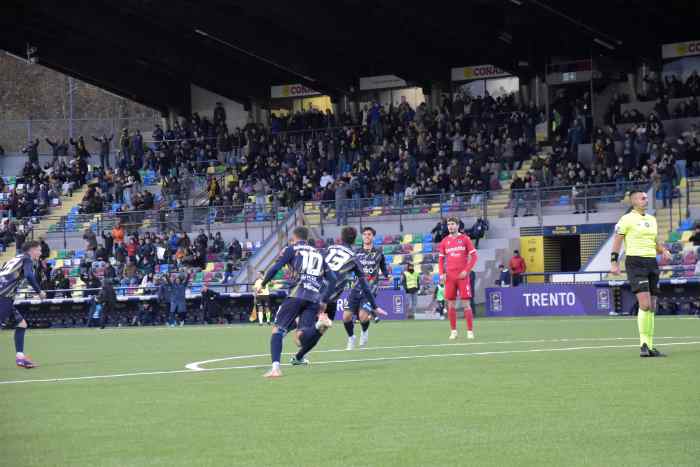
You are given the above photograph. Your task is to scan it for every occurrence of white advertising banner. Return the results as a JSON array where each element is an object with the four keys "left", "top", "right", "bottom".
[
  {"left": 359, "top": 75, "right": 408, "bottom": 90},
  {"left": 270, "top": 84, "right": 321, "bottom": 99},
  {"left": 662, "top": 40, "right": 700, "bottom": 59},
  {"left": 451, "top": 64, "right": 510, "bottom": 82}
]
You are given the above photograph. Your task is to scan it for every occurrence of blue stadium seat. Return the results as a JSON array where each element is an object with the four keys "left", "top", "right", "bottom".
[
  {"left": 423, "top": 243, "right": 433, "bottom": 253},
  {"left": 373, "top": 235, "right": 384, "bottom": 246},
  {"left": 392, "top": 265, "right": 403, "bottom": 276},
  {"left": 423, "top": 233, "right": 432, "bottom": 243},
  {"left": 385, "top": 255, "right": 393, "bottom": 265}
]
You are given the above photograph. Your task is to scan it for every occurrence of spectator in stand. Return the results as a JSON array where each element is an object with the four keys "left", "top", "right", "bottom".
[
  {"left": 496, "top": 264, "right": 511, "bottom": 287},
  {"left": 93, "top": 134, "right": 113, "bottom": 168},
  {"left": 509, "top": 250, "right": 527, "bottom": 286},
  {"left": 689, "top": 224, "right": 700, "bottom": 249}
]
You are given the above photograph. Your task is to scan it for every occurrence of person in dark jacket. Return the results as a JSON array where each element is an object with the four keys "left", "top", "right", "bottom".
[
  {"left": 39, "top": 236, "right": 50, "bottom": 260},
  {"left": 200, "top": 283, "right": 221, "bottom": 324},
  {"left": 97, "top": 278, "right": 117, "bottom": 329},
  {"left": 167, "top": 273, "right": 190, "bottom": 327}
]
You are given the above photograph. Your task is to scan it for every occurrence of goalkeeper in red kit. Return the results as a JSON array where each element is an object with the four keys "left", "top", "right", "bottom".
[{"left": 438, "top": 216, "right": 478, "bottom": 340}]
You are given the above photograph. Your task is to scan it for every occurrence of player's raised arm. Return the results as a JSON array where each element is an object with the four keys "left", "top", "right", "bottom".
[{"left": 261, "top": 245, "right": 294, "bottom": 287}]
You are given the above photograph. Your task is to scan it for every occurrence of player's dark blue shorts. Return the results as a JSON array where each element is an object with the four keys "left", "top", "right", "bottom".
[
  {"left": 0, "top": 297, "right": 23, "bottom": 325},
  {"left": 274, "top": 297, "right": 319, "bottom": 332},
  {"left": 347, "top": 288, "right": 373, "bottom": 316}
]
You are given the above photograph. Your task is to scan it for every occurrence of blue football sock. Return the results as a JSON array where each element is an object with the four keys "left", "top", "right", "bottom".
[
  {"left": 296, "top": 328, "right": 322, "bottom": 360},
  {"left": 270, "top": 332, "right": 284, "bottom": 364},
  {"left": 344, "top": 320, "right": 354, "bottom": 337},
  {"left": 14, "top": 327, "right": 26, "bottom": 354}
]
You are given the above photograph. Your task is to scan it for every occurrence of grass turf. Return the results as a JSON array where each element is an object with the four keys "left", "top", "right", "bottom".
[{"left": 1, "top": 316, "right": 699, "bottom": 467}]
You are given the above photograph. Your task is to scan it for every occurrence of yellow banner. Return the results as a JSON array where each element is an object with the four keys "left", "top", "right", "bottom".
[{"left": 520, "top": 236, "right": 544, "bottom": 283}]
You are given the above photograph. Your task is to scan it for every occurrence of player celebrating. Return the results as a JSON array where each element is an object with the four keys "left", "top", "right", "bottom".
[
  {"left": 610, "top": 190, "right": 672, "bottom": 357},
  {"left": 343, "top": 226, "right": 389, "bottom": 349},
  {"left": 0, "top": 241, "right": 46, "bottom": 368},
  {"left": 256, "top": 227, "right": 335, "bottom": 378},
  {"left": 291, "top": 226, "right": 386, "bottom": 365},
  {"left": 438, "top": 217, "right": 478, "bottom": 340}
]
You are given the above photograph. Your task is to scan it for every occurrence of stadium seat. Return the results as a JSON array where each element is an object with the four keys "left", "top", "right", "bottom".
[
  {"left": 385, "top": 255, "right": 393, "bottom": 265},
  {"left": 382, "top": 245, "right": 393, "bottom": 255},
  {"left": 423, "top": 243, "right": 433, "bottom": 253},
  {"left": 391, "top": 265, "right": 403, "bottom": 276},
  {"left": 373, "top": 235, "right": 384, "bottom": 246},
  {"left": 681, "top": 231, "right": 692, "bottom": 242},
  {"left": 383, "top": 235, "right": 394, "bottom": 244},
  {"left": 392, "top": 255, "right": 404, "bottom": 265},
  {"left": 401, "top": 243, "right": 414, "bottom": 254},
  {"left": 194, "top": 272, "right": 204, "bottom": 282},
  {"left": 412, "top": 234, "right": 423, "bottom": 244},
  {"left": 432, "top": 273, "right": 440, "bottom": 284},
  {"left": 413, "top": 253, "right": 423, "bottom": 264},
  {"left": 422, "top": 233, "right": 432, "bottom": 243},
  {"left": 402, "top": 234, "right": 413, "bottom": 244},
  {"left": 413, "top": 244, "right": 423, "bottom": 254}
]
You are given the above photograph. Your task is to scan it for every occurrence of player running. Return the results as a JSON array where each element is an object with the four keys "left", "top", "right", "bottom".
[
  {"left": 291, "top": 226, "right": 386, "bottom": 365},
  {"left": 610, "top": 190, "right": 672, "bottom": 357},
  {"left": 343, "top": 226, "right": 389, "bottom": 350},
  {"left": 0, "top": 241, "right": 45, "bottom": 368},
  {"left": 256, "top": 227, "right": 335, "bottom": 378},
  {"left": 438, "top": 217, "right": 478, "bottom": 340}
]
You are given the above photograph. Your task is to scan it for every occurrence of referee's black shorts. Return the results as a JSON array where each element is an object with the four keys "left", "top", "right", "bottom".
[{"left": 625, "top": 256, "right": 660, "bottom": 295}]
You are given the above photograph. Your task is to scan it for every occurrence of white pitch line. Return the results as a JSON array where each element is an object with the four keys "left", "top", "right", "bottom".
[
  {"left": 3, "top": 315, "right": 698, "bottom": 338},
  {"left": 1, "top": 339, "right": 699, "bottom": 386},
  {"left": 184, "top": 336, "right": 700, "bottom": 370}
]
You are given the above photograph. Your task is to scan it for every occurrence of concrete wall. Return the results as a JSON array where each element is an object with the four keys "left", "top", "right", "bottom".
[{"left": 190, "top": 84, "right": 249, "bottom": 131}]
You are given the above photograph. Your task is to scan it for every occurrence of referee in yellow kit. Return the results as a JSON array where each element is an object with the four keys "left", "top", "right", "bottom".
[{"left": 610, "top": 190, "right": 672, "bottom": 357}]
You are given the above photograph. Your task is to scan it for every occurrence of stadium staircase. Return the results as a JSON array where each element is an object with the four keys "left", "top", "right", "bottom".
[
  {"left": 486, "top": 158, "right": 534, "bottom": 217},
  {"left": 0, "top": 185, "right": 90, "bottom": 265}
]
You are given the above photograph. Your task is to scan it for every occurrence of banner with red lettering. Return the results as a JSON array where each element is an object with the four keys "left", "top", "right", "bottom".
[
  {"left": 662, "top": 40, "right": 700, "bottom": 59},
  {"left": 270, "top": 84, "right": 321, "bottom": 99},
  {"left": 451, "top": 64, "right": 510, "bottom": 82},
  {"left": 485, "top": 285, "right": 612, "bottom": 317}
]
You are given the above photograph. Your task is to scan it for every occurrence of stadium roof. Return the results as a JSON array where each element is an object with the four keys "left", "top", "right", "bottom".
[{"left": 2, "top": 0, "right": 699, "bottom": 114}]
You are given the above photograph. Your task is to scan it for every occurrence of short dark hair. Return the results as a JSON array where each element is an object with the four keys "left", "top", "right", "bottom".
[
  {"left": 341, "top": 226, "right": 357, "bottom": 245},
  {"left": 514, "top": 250, "right": 520, "bottom": 254},
  {"left": 447, "top": 216, "right": 460, "bottom": 224},
  {"left": 292, "top": 226, "right": 309, "bottom": 241},
  {"left": 23, "top": 241, "right": 41, "bottom": 252},
  {"left": 628, "top": 190, "right": 645, "bottom": 197},
  {"left": 362, "top": 226, "right": 376, "bottom": 236}
]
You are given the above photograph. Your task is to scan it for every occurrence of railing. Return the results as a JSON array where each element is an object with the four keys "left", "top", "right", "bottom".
[
  {"left": 521, "top": 264, "right": 699, "bottom": 285},
  {"left": 685, "top": 177, "right": 700, "bottom": 221},
  {"left": 302, "top": 191, "right": 489, "bottom": 235},
  {"left": 509, "top": 181, "right": 651, "bottom": 226},
  {"left": 24, "top": 203, "right": 291, "bottom": 248}
]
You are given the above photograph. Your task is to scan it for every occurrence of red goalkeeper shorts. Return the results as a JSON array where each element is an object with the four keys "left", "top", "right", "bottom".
[{"left": 444, "top": 273, "right": 472, "bottom": 301}]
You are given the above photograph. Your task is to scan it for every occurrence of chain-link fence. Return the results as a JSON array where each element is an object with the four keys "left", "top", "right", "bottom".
[{"left": 0, "top": 115, "right": 159, "bottom": 156}]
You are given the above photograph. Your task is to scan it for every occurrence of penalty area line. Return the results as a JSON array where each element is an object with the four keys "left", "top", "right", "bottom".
[{"left": 0, "top": 340, "right": 699, "bottom": 386}]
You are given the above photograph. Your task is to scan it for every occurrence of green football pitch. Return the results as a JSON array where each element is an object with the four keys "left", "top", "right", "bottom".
[{"left": 1, "top": 317, "right": 699, "bottom": 467}]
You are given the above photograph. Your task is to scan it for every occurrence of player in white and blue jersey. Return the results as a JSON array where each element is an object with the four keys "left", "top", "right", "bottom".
[
  {"left": 0, "top": 241, "right": 45, "bottom": 368},
  {"left": 257, "top": 226, "right": 337, "bottom": 378}
]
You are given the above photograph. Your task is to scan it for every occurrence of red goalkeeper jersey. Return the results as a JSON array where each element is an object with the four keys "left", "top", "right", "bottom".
[{"left": 438, "top": 233, "right": 477, "bottom": 275}]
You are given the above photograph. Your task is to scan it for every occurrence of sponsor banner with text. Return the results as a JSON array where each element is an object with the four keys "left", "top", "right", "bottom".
[
  {"left": 451, "top": 64, "right": 510, "bottom": 82},
  {"left": 270, "top": 84, "right": 321, "bottom": 99},
  {"left": 485, "top": 284, "right": 612, "bottom": 317},
  {"left": 662, "top": 40, "right": 700, "bottom": 59}
]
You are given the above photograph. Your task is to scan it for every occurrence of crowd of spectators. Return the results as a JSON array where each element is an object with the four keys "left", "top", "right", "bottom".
[
  {"left": 39, "top": 223, "right": 245, "bottom": 300},
  {"left": 639, "top": 71, "right": 700, "bottom": 102}
]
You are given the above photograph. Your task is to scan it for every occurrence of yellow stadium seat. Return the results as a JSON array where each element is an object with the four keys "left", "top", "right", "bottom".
[
  {"left": 49, "top": 250, "right": 57, "bottom": 259},
  {"left": 432, "top": 264, "right": 440, "bottom": 274},
  {"left": 429, "top": 203, "right": 441, "bottom": 214},
  {"left": 205, "top": 263, "right": 214, "bottom": 272},
  {"left": 413, "top": 253, "right": 424, "bottom": 264},
  {"left": 402, "top": 234, "right": 413, "bottom": 243},
  {"left": 681, "top": 231, "right": 692, "bottom": 242},
  {"left": 413, "top": 244, "right": 423, "bottom": 254},
  {"left": 392, "top": 255, "right": 404, "bottom": 265},
  {"left": 54, "top": 259, "right": 64, "bottom": 268},
  {"left": 370, "top": 207, "right": 383, "bottom": 217}
]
